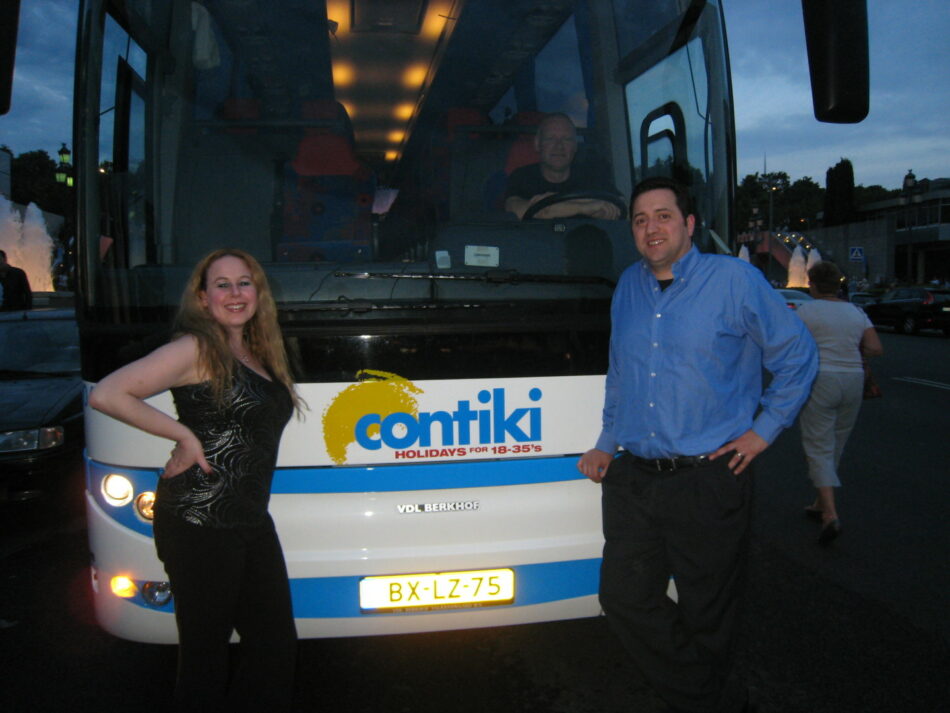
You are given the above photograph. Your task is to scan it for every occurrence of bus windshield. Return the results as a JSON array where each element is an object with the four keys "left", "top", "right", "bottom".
[
  {"left": 76, "top": 0, "right": 737, "bottom": 643},
  {"left": 83, "top": 0, "right": 732, "bottom": 318}
]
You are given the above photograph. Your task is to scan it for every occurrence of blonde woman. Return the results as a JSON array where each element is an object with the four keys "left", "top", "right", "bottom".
[{"left": 90, "top": 248, "right": 303, "bottom": 712}]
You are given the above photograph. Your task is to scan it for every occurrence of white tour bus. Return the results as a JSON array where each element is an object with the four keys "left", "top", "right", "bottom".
[{"left": 0, "top": 0, "right": 868, "bottom": 642}]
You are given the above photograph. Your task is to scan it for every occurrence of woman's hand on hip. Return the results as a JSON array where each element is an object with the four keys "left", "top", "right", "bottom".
[{"left": 162, "top": 433, "right": 211, "bottom": 479}]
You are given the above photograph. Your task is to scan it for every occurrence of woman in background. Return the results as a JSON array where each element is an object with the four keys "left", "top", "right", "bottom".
[
  {"left": 795, "top": 261, "right": 882, "bottom": 545},
  {"left": 89, "top": 248, "right": 303, "bottom": 711}
]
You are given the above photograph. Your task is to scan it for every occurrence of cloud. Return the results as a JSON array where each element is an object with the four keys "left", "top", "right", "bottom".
[
  {"left": 0, "top": 0, "right": 76, "bottom": 156},
  {"left": 732, "top": 68, "right": 813, "bottom": 133},
  {"left": 727, "top": 0, "right": 950, "bottom": 189}
]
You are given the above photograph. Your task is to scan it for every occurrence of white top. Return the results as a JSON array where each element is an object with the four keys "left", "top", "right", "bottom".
[{"left": 795, "top": 300, "right": 872, "bottom": 373}]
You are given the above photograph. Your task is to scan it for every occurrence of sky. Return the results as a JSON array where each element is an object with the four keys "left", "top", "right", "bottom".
[{"left": 1, "top": 0, "right": 948, "bottom": 191}]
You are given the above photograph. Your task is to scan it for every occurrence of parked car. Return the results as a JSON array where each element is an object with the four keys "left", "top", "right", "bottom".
[
  {"left": 775, "top": 288, "right": 815, "bottom": 310},
  {"left": 863, "top": 287, "right": 950, "bottom": 335},
  {"left": 0, "top": 309, "right": 84, "bottom": 502},
  {"left": 849, "top": 291, "right": 876, "bottom": 307}
]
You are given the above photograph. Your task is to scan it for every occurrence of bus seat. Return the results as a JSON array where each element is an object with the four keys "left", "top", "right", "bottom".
[
  {"left": 280, "top": 100, "right": 374, "bottom": 262},
  {"left": 481, "top": 111, "right": 544, "bottom": 215},
  {"left": 291, "top": 99, "right": 362, "bottom": 176},
  {"left": 426, "top": 108, "right": 490, "bottom": 220},
  {"left": 503, "top": 111, "right": 544, "bottom": 175},
  {"left": 219, "top": 97, "right": 260, "bottom": 134},
  {"left": 174, "top": 129, "right": 277, "bottom": 266},
  {"left": 380, "top": 106, "right": 490, "bottom": 258}
]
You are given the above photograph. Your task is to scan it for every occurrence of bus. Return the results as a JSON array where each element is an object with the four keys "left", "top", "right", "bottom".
[{"left": 2, "top": 0, "right": 867, "bottom": 643}]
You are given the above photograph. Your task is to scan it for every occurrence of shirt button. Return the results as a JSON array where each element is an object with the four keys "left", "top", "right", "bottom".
[
  {"left": 650, "top": 372, "right": 656, "bottom": 377},
  {"left": 649, "top": 402, "right": 655, "bottom": 408},
  {"left": 652, "top": 342, "right": 658, "bottom": 348},
  {"left": 650, "top": 432, "right": 656, "bottom": 438},
  {"left": 655, "top": 313, "right": 661, "bottom": 318}
]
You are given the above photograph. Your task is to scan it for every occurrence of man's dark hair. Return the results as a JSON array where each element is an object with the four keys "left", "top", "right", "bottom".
[
  {"left": 630, "top": 176, "right": 694, "bottom": 221},
  {"left": 0, "top": 249, "right": 6, "bottom": 259},
  {"left": 807, "top": 261, "right": 843, "bottom": 295}
]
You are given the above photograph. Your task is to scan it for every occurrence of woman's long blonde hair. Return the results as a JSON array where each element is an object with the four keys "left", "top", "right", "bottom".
[{"left": 174, "top": 248, "right": 304, "bottom": 413}]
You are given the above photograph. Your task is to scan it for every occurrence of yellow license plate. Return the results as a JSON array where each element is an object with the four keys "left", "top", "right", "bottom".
[{"left": 359, "top": 568, "right": 515, "bottom": 612}]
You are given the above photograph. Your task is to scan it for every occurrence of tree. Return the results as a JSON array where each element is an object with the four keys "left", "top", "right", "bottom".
[
  {"left": 824, "top": 158, "right": 855, "bottom": 227},
  {"left": 735, "top": 171, "right": 794, "bottom": 232},
  {"left": 10, "top": 150, "right": 72, "bottom": 219},
  {"left": 735, "top": 172, "right": 766, "bottom": 231},
  {"left": 784, "top": 176, "right": 824, "bottom": 230},
  {"left": 854, "top": 183, "right": 899, "bottom": 207}
]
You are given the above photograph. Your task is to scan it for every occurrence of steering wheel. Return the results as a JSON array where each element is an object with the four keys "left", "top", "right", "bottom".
[{"left": 521, "top": 190, "right": 627, "bottom": 221}]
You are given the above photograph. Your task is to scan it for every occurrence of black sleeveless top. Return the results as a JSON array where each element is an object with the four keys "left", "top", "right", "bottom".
[{"left": 155, "top": 363, "right": 293, "bottom": 528}]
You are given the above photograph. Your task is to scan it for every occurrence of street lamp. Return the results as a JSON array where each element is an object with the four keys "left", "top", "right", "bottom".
[
  {"left": 758, "top": 176, "right": 780, "bottom": 283},
  {"left": 56, "top": 143, "right": 73, "bottom": 187}
]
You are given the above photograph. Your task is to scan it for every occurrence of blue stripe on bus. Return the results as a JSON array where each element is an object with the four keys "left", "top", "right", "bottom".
[
  {"left": 272, "top": 456, "right": 583, "bottom": 493},
  {"left": 85, "top": 455, "right": 585, "bottom": 536},
  {"left": 121, "top": 558, "right": 602, "bottom": 616}
]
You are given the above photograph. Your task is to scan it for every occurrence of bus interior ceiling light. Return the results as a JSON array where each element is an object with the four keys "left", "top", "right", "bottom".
[{"left": 351, "top": 0, "right": 427, "bottom": 34}]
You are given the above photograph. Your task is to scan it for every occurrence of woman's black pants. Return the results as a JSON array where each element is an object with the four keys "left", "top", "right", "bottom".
[{"left": 153, "top": 512, "right": 297, "bottom": 713}]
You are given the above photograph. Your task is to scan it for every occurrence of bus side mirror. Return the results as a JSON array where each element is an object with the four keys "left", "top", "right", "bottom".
[
  {"left": 801, "top": 0, "right": 869, "bottom": 123},
  {"left": 0, "top": 0, "right": 21, "bottom": 116}
]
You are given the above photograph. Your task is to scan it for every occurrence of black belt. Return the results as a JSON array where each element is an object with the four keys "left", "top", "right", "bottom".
[{"left": 627, "top": 453, "right": 710, "bottom": 472}]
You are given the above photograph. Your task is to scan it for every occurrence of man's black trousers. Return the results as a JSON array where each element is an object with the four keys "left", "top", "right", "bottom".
[{"left": 599, "top": 452, "right": 752, "bottom": 713}]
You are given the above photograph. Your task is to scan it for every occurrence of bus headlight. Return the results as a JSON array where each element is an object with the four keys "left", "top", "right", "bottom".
[
  {"left": 101, "top": 474, "right": 134, "bottom": 506},
  {"left": 142, "top": 581, "right": 173, "bottom": 607},
  {"left": 135, "top": 491, "right": 156, "bottom": 520},
  {"left": 110, "top": 575, "right": 137, "bottom": 598}
]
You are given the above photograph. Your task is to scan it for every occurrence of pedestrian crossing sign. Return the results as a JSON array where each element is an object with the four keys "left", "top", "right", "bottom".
[{"left": 849, "top": 247, "right": 865, "bottom": 262}]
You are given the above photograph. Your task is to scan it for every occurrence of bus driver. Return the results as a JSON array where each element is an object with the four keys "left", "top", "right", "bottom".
[{"left": 503, "top": 113, "right": 622, "bottom": 221}]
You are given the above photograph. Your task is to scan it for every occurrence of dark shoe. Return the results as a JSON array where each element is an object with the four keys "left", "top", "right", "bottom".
[
  {"left": 818, "top": 519, "right": 841, "bottom": 546},
  {"left": 804, "top": 506, "right": 823, "bottom": 522}
]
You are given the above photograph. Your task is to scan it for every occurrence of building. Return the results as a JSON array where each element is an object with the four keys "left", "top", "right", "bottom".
[
  {"left": 738, "top": 171, "right": 950, "bottom": 288},
  {"left": 851, "top": 171, "right": 950, "bottom": 284}
]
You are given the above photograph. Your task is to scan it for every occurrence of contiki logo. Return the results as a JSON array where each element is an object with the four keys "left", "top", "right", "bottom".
[{"left": 321, "top": 370, "right": 543, "bottom": 465}]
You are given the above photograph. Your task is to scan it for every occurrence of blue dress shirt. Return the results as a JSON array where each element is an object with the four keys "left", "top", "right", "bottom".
[{"left": 594, "top": 245, "right": 818, "bottom": 458}]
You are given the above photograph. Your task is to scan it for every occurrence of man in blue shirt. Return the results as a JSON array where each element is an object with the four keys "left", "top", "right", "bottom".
[{"left": 578, "top": 177, "right": 817, "bottom": 713}]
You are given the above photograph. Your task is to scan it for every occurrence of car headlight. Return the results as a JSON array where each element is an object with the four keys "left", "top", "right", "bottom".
[{"left": 0, "top": 426, "right": 64, "bottom": 453}]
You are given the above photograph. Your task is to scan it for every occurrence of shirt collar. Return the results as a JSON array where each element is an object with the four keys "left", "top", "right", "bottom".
[{"left": 638, "top": 242, "right": 699, "bottom": 282}]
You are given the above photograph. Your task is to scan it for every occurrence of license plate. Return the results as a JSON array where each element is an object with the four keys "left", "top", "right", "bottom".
[{"left": 359, "top": 568, "right": 515, "bottom": 613}]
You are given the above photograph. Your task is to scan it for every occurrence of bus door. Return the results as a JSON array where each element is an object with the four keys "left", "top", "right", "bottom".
[{"left": 614, "top": 0, "right": 734, "bottom": 252}]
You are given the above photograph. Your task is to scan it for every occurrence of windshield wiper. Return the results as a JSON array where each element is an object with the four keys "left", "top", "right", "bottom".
[{"left": 333, "top": 269, "right": 615, "bottom": 287}]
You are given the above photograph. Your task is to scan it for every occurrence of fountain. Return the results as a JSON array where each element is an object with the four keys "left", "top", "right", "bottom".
[
  {"left": 0, "top": 194, "right": 55, "bottom": 292},
  {"left": 805, "top": 247, "right": 822, "bottom": 271},
  {"left": 786, "top": 245, "right": 809, "bottom": 288},
  {"left": 737, "top": 245, "right": 750, "bottom": 263}
]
